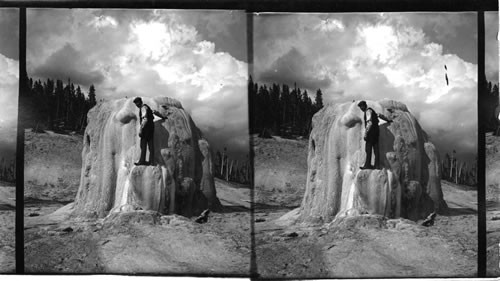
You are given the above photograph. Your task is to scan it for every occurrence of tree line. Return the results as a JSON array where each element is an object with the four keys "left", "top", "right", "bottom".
[
  {"left": 441, "top": 151, "right": 476, "bottom": 187},
  {"left": 0, "top": 157, "right": 15, "bottom": 183},
  {"left": 20, "top": 73, "right": 97, "bottom": 133},
  {"left": 214, "top": 148, "right": 251, "bottom": 184},
  {"left": 249, "top": 76, "right": 324, "bottom": 138},
  {"left": 482, "top": 78, "right": 499, "bottom": 132}
]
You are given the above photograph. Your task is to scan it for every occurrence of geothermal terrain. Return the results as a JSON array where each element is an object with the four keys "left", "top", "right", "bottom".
[
  {"left": 253, "top": 135, "right": 308, "bottom": 208},
  {"left": 253, "top": 135, "right": 478, "bottom": 278},
  {"left": 24, "top": 129, "right": 251, "bottom": 275},
  {"left": 0, "top": 180, "right": 15, "bottom": 273},
  {"left": 487, "top": 132, "right": 500, "bottom": 276}
]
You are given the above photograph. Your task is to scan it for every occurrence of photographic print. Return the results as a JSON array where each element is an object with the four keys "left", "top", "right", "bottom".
[
  {"left": 251, "top": 12, "right": 478, "bottom": 278},
  {"left": 22, "top": 9, "right": 251, "bottom": 275},
  {"left": 484, "top": 11, "right": 500, "bottom": 277},
  {"left": 0, "top": 8, "right": 18, "bottom": 274}
]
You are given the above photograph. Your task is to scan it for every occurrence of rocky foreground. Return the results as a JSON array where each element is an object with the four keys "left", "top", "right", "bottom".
[
  {"left": 255, "top": 180, "right": 477, "bottom": 278},
  {"left": 487, "top": 132, "right": 500, "bottom": 276},
  {"left": 24, "top": 179, "right": 251, "bottom": 275},
  {"left": 0, "top": 181, "right": 15, "bottom": 273}
]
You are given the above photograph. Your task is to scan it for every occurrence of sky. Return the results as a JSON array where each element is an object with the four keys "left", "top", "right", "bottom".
[
  {"left": 254, "top": 12, "right": 486, "bottom": 162},
  {"left": 27, "top": 9, "right": 249, "bottom": 159},
  {"left": 0, "top": 9, "right": 19, "bottom": 163}
]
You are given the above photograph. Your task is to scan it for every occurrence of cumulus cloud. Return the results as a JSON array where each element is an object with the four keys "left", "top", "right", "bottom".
[
  {"left": 0, "top": 53, "right": 19, "bottom": 125},
  {"left": 33, "top": 43, "right": 105, "bottom": 86},
  {"left": 0, "top": 9, "right": 19, "bottom": 60},
  {"left": 0, "top": 9, "right": 18, "bottom": 160},
  {"left": 389, "top": 13, "right": 477, "bottom": 64},
  {"left": 176, "top": 11, "right": 247, "bottom": 62},
  {"left": 337, "top": 21, "right": 477, "bottom": 161},
  {"left": 28, "top": 9, "right": 249, "bottom": 158},
  {"left": 260, "top": 47, "right": 331, "bottom": 90},
  {"left": 0, "top": 53, "right": 19, "bottom": 160},
  {"left": 255, "top": 13, "right": 477, "bottom": 161}
]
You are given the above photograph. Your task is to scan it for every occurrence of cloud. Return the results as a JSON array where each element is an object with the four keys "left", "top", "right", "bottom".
[
  {"left": 0, "top": 9, "right": 18, "bottom": 160},
  {"left": 314, "top": 18, "right": 345, "bottom": 33},
  {"left": 338, "top": 21, "right": 477, "bottom": 160},
  {"left": 260, "top": 47, "right": 331, "bottom": 90},
  {"left": 33, "top": 43, "right": 105, "bottom": 86},
  {"left": 255, "top": 13, "right": 477, "bottom": 161},
  {"left": 28, "top": 10, "right": 249, "bottom": 159},
  {"left": 0, "top": 53, "right": 18, "bottom": 160},
  {"left": 389, "top": 13, "right": 477, "bottom": 64},
  {"left": 176, "top": 11, "right": 247, "bottom": 62},
  {"left": 109, "top": 16, "right": 248, "bottom": 157},
  {"left": 0, "top": 9, "right": 19, "bottom": 60},
  {"left": 0, "top": 53, "right": 19, "bottom": 125},
  {"left": 89, "top": 15, "right": 118, "bottom": 29}
]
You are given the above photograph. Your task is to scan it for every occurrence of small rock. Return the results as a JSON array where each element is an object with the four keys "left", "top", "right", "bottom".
[
  {"left": 195, "top": 209, "right": 210, "bottom": 224},
  {"left": 61, "top": 227, "right": 73, "bottom": 233},
  {"left": 422, "top": 212, "right": 436, "bottom": 227},
  {"left": 286, "top": 232, "right": 298, "bottom": 238},
  {"left": 28, "top": 213, "right": 39, "bottom": 217},
  {"left": 255, "top": 218, "right": 266, "bottom": 223}
]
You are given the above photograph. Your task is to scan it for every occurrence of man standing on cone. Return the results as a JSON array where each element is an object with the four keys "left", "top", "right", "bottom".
[
  {"left": 358, "top": 100, "right": 392, "bottom": 170},
  {"left": 134, "top": 97, "right": 155, "bottom": 166}
]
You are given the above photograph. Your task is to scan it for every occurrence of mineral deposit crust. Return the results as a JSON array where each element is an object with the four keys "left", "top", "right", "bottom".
[
  {"left": 295, "top": 99, "right": 447, "bottom": 224},
  {"left": 72, "top": 97, "right": 221, "bottom": 218}
]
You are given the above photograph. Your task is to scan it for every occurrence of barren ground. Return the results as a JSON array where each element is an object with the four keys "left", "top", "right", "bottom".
[
  {"left": 253, "top": 135, "right": 308, "bottom": 208},
  {"left": 253, "top": 136, "right": 478, "bottom": 278},
  {"left": 0, "top": 181, "right": 15, "bottom": 273},
  {"left": 486, "top": 132, "right": 500, "bottom": 276},
  {"left": 24, "top": 130, "right": 251, "bottom": 276}
]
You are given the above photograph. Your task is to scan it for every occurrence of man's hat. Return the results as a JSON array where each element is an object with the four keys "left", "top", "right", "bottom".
[
  {"left": 133, "top": 97, "right": 142, "bottom": 104},
  {"left": 357, "top": 100, "right": 367, "bottom": 108}
]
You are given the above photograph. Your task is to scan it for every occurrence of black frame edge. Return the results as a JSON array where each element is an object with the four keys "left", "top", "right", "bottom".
[{"left": 15, "top": 7, "right": 26, "bottom": 275}]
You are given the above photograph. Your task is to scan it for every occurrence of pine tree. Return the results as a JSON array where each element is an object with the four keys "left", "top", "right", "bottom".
[
  {"left": 315, "top": 89, "right": 324, "bottom": 110},
  {"left": 88, "top": 84, "right": 97, "bottom": 108},
  {"left": 24, "top": 75, "right": 98, "bottom": 133}
]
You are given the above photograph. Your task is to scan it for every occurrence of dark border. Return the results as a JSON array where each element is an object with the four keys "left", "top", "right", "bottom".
[
  {"left": 246, "top": 11, "right": 258, "bottom": 279},
  {"left": 248, "top": 0, "right": 496, "bottom": 12},
  {"left": 15, "top": 7, "right": 26, "bottom": 275},
  {"left": 477, "top": 10, "right": 486, "bottom": 277},
  {"left": 4, "top": 0, "right": 498, "bottom": 278},
  {"left": 0, "top": 0, "right": 497, "bottom": 11}
]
